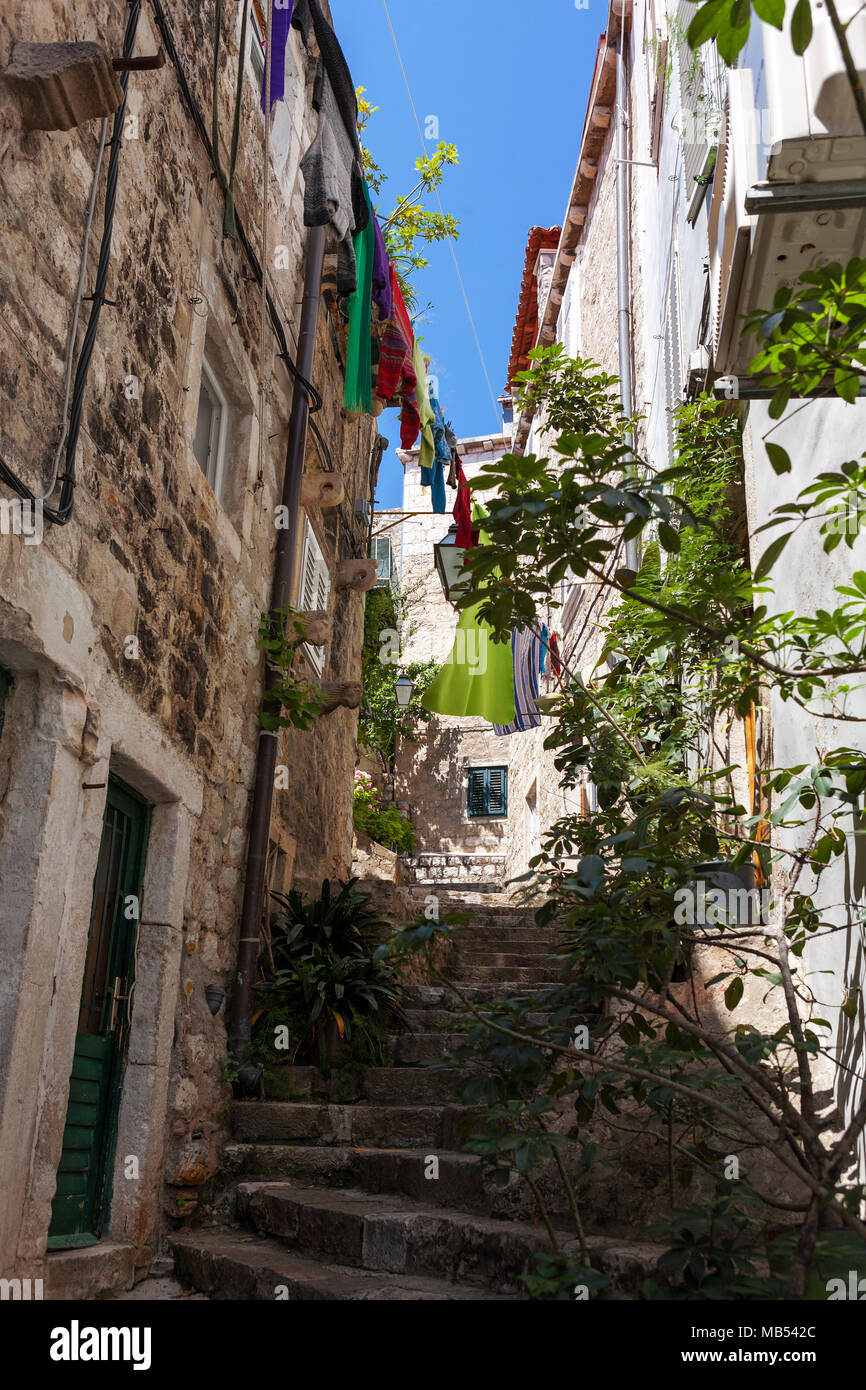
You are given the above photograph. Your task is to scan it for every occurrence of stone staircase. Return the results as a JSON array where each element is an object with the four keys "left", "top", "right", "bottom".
[{"left": 171, "top": 900, "right": 661, "bottom": 1300}]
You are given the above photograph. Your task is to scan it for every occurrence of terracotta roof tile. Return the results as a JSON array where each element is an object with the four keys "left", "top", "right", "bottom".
[{"left": 506, "top": 226, "right": 561, "bottom": 391}]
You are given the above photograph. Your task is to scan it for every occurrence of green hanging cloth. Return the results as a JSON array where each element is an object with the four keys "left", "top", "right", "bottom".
[
  {"left": 413, "top": 339, "right": 435, "bottom": 478},
  {"left": 343, "top": 180, "right": 374, "bottom": 414},
  {"left": 421, "top": 508, "right": 516, "bottom": 725}
]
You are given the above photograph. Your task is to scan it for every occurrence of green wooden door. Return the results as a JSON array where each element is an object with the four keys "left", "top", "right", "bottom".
[{"left": 48, "top": 778, "right": 151, "bottom": 1248}]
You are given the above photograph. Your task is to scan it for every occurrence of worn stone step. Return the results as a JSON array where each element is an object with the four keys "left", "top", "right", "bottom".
[
  {"left": 222, "top": 1144, "right": 361, "bottom": 1186},
  {"left": 454, "top": 965, "right": 561, "bottom": 985},
  {"left": 172, "top": 1231, "right": 518, "bottom": 1300},
  {"left": 454, "top": 951, "right": 560, "bottom": 969},
  {"left": 403, "top": 983, "right": 559, "bottom": 1008},
  {"left": 390, "top": 1032, "right": 468, "bottom": 1064},
  {"left": 356, "top": 1147, "right": 521, "bottom": 1216},
  {"left": 237, "top": 1182, "right": 552, "bottom": 1292},
  {"left": 452, "top": 930, "right": 556, "bottom": 950},
  {"left": 357, "top": 1068, "right": 467, "bottom": 1106},
  {"left": 237, "top": 1183, "right": 662, "bottom": 1295},
  {"left": 232, "top": 1101, "right": 479, "bottom": 1149}
]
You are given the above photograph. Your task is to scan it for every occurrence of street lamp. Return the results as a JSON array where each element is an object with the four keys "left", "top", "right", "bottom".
[
  {"left": 394, "top": 673, "right": 415, "bottom": 708},
  {"left": 433, "top": 523, "right": 470, "bottom": 603}
]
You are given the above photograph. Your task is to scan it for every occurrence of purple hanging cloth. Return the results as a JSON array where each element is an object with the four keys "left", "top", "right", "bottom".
[
  {"left": 371, "top": 215, "right": 392, "bottom": 324},
  {"left": 261, "top": 0, "right": 296, "bottom": 112}
]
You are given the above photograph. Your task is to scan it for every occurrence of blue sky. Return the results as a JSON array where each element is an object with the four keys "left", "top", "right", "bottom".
[{"left": 328, "top": 0, "right": 601, "bottom": 509}]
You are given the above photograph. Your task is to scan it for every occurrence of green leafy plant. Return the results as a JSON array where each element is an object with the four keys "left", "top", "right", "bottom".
[
  {"left": 258, "top": 607, "right": 326, "bottom": 732},
  {"left": 357, "top": 89, "right": 459, "bottom": 310},
  {"left": 360, "top": 583, "right": 439, "bottom": 774},
  {"left": 261, "top": 879, "right": 405, "bottom": 1074},
  {"left": 353, "top": 772, "right": 417, "bottom": 853}
]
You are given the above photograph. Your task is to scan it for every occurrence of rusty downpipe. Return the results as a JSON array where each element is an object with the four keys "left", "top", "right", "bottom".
[{"left": 229, "top": 223, "right": 327, "bottom": 1084}]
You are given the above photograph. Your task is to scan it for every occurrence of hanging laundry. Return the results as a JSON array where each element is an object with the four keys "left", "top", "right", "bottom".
[
  {"left": 301, "top": 63, "right": 360, "bottom": 296},
  {"left": 293, "top": 1, "right": 362, "bottom": 159},
  {"left": 261, "top": 0, "right": 296, "bottom": 111},
  {"left": 427, "top": 393, "right": 450, "bottom": 514},
  {"left": 539, "top": 623, "right": 550, "bottom": 676},
  {"left": 422, "top": 508, "right": 516, "bottom": 726},
  {"left": 412, "top": 341, "right": 435, "bottom": 481},
  {"left": 343, "top": 179, "right": 374, "bottom": 414},
  {"left": 550, "top": 631, "right": 562, "bottom": 678},
  {"left": 376, "top": 267, "right": 413, "bottom": 402},
  {"left": 453, "top": 460, "right": 479, "bottom": 550},
  {"left": 371, "top": 216, "right": 392, "bottom": 324},
  {"left": 493, "top": 627, "right": 545, "bottom": 736}
]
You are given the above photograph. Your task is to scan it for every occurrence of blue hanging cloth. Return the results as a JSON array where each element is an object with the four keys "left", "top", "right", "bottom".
[
  {"left": 261, "top": 1, "right": 296, "bottom": 111},
  {"left": 427, "top": 393, "right": 450, "bottom": 514}
]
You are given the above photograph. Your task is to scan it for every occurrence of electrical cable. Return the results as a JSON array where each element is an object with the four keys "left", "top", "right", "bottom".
[
  {"left": 40, "top": 116, "right": 109, "bottom": 502},
  {"left": 0, "top": 2, "right": 142, "bottom": 524},
  {"left": 379, "top": 0, "right": 502, "bottom": 432}
]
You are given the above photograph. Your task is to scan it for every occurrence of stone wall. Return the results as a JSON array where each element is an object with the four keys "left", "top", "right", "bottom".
[{"left": 0, "top": 0, "right": 375, "bottom": 1286}]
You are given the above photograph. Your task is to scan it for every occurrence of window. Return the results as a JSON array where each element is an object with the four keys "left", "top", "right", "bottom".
[
  {"left": 249, "top": 0, "right": 266, "bottom": 88},
  {"left": 298, "top": 518, "right": 331, "bottom": 676},
  {"left": 193, "top": 354, "right": 229, "bottom": 502},
  {"left": 371, "top": 535, "right": 394, "bottom": 588},
  {"left": 0, "top": 664, "right": 12, "bottom": 741},
  {"left": 467, "top": 767, "right": 508, "bottom": 819}
]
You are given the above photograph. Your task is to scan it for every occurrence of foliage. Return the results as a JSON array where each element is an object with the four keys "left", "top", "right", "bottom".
[
  {"left": 381, "top": 260, "right": 866, "bottom": 1298},
  {"left": 353, "top": 771, "right": 417, "bottom": 853},
  {"left": 257, "top": 879, "right": 404, "bottom": 1074},
  {"left": 360, "top": 583, "right": 439, "bottom": 773},
  {"left": 357, "top": 88, "right": 459, "bottom": 310},
  {"left": 258, "top": 607, "right": 326, "bottom": 732}
]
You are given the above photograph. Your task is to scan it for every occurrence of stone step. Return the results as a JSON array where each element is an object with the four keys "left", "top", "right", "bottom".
[
  {"left": 452, "top": 937, "right": 557, "bottom": 955},
  {"left": 403, "top": 983, "right": 559, "bottom": 1008},
  {"left": 172, "top": 1231, "right": 518, "bottom": 1301},
  {"left": 357, "top": 1147, "right": 519, "bottom": 1217},
  {"left": 453, "top": 965, "right": 561, "bottom": 985},
  {"left": 254, "top": 1066, "right": 466, "bottom": 1106},
  {"left": 232, "top": 1101, "right": 479, "bottom": 1149},
  {"left": 222, "top": 1144, "right": 361, "bottom": 1186},
  {"left": 237, "top": 1182, "right": 553, "bottom": 1292},
  {"left": 453, "top": 951, "right": 560, "bottom": 969},
  {"left": 390, "top": 1032, "right": 468, "bottom": 1064},
  {"left": 236, "top": 1183, "right": 662, "bottom": 1295}
]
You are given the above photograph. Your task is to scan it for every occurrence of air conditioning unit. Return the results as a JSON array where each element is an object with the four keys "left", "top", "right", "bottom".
[
  {"left": 763, "top": 0, "right": 866, "bottom": 184},
  {"left": 708, "top": 6, "right": 866, "bottom": 378}
]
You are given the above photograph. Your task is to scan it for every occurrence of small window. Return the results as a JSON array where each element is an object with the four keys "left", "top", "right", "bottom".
[
  {"left": 298, "top": 518, "right": 331, "bottom": 676},
  {"left": 0, "top": 664, "right": 12, "bottom": 741},
  {"left": 249, "top": 0, "right": 266, "bottom": 88},
  {"left": 467, "top": 767, "right": 508, "bottom": 819},
  {"left": 193, "top": 354, "right": 229, "bottom": 502},
  {"left": 371, "top": 535, "right": 394, "bottom": 588}
]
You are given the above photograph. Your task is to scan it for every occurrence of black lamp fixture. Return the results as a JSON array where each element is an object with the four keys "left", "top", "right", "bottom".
[
  {"left": 394, "top": 673, "right": 415, "bottom": 708},
  {"left": 433, "top": 523, "right": 470, "bottom": 603}
]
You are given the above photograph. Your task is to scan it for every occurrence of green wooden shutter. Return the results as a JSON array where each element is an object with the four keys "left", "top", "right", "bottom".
[
  {"left": 467, "top": 767, "right": 508, "bottom": 818},
  {"left": 488, "top": 767, "right": 507, "bottom": 816}
]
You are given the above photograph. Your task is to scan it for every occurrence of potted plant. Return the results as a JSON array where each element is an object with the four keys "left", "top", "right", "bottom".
[{"left": 262, "top": 878, "right": 404, "bottom": 1075}]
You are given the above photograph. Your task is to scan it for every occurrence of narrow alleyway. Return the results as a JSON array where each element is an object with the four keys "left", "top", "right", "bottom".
[{"left": 171, "top": 889, "right": 661, "bottom": 1299}]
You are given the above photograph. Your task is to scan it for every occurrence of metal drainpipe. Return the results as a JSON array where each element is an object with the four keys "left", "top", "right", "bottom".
[
  {"left": 229, "top": 223, "right": 327, "bottom": 1082},
  {"left": 615, "top": 33, "right": 640, "bottom": 574}
]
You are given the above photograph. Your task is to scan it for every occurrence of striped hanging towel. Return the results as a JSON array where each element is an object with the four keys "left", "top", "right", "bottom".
[{"left": 493, "top": 627, "right": 544, "bottom": 736}]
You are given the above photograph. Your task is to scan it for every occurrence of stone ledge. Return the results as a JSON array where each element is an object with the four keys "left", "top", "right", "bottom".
[
  {"left": 46, "top": 1241, "right": 136, "bottom": 1300},
  {"left": 4, "top": 42, "right": 123, "bottom": 132}
]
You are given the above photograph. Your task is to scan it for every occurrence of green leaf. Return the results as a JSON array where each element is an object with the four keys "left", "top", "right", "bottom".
[
  {"left": 658, "top": 521, "right": 682, "bottom": 553},
  {"left": 752, "top": 0, "right": 785, "bottom": 27},
  {"left": 687, "top": 0, "right": 727, "bottom": 48},
  {"left": 725, "top": 977, "right": 744, "bottom": 1011},
  {"left": 766, "top": 443, "right": 792, "bottom": 475},
  {"left": 834, "top": 367, "right": 860, "bottom": 403},
  {"left": 754, "top": 531, "right": 791, "bottom": 582},
  {"left": 791, "top": 0, "right": 813, "bottom": 53}
]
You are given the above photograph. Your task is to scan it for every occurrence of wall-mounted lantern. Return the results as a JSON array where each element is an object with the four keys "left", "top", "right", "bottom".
[
  {"left": 394, "top": 674, "right": 415, "bottom": 708},
  {"left": 433, "top": 524, "right": 470, "bottom": 604}
]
